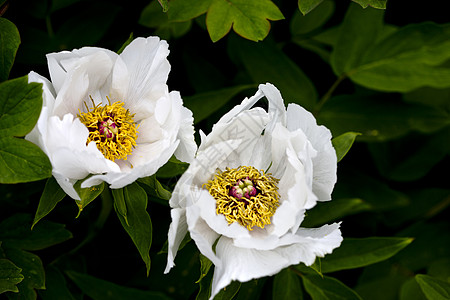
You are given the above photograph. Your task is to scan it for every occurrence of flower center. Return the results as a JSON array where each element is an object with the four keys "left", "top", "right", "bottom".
[
  {"left": 205, "top": 166, "right": 280, "bottom": 231},
  {"left": 77, "top": 97, "right": 138, "bottom": 161}
]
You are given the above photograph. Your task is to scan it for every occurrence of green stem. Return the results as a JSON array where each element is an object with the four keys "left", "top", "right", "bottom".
[
  {"left": 314, "top": 73, "right": 348, "bottom": 115},
  {"left": 69, "top": 188, "right": 113, "bottom": 255},
  {"left": 45, "top": 15, "right": 54, "bottom": 38}
]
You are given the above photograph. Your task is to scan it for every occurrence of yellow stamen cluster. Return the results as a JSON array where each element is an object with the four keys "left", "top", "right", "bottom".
[
  {"left": 204, "top": 166, "right": 280, "bottom": 231},
  {"left": 77, "top": 97, "right": 138, "bottom": 161}
]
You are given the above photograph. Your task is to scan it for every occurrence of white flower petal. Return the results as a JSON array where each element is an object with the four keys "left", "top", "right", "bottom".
[
  {"left": 53, "top": 171, "right": 80, "bottom": 200},
  {"left": 118, "top": 37, "right": 170, "bottom": 111},
  {"left": 210, "top": 237, "right": 289, "bottom": 299},
  {"left": 174, "top": 103, "right": 197, "bottom": 164},
  {"left": 165, "top": 207, "right": 188, "bottom": 273},
  {"left": 52, "top": 51, "right": 115, "bottom": 117},
  {"left": 286, "top": 104, "right": 337, "bottom": 200}
]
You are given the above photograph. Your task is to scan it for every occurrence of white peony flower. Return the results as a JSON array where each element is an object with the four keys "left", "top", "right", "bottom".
[
  {"left": 164, "top": 83, "right": 342, "bottom": 299},
  {"left": 26, "top": 37, "right": 197, "bottom": 200}
]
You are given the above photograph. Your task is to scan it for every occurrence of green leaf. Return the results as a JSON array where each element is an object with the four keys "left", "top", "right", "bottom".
[
  {"left": 184, "top": 84, "right": 255, "bottom": 124},
  {"left": 0, "top": 258, "right": 24, "bottom": 293},
  {"left": 0, "top": 18, "right": 20, "bottom": 82},
  {"left": 138, "top": 175, "right": 172, "bottom": 201},
  {"left": 73, "top": 181, "right": 104, "bottom": 214},
  {"left": 66, "top": 271, "right": 171, "bottom": 300},
  {"left": 301, "top": 198, "right": 371, "bottom": 227},
  {"left": 0, "top": 76, "right": 43, "bottom": 137},
  {"left": 196, "top": 254, "right": 213, "bottom": 283},
  {"left": 302, "top": 274, "right": 363, "bottom": 300},
  {"left": 111, "top": 188, "right": 128, "bottom": 226},
  {"left": 333, "top": 170, "right": 409, "bottom": 211},
  {"left": 114, "top": 182, "right": 152, "bottom": 274},
  {"left": 298, "top": 0, "right": 323, "bottom": 15},
  {"left": 369, "top": 126, "right": 450, "bottom": 182},
  {"left": 400, "top": 278, "right": 427, "bottom": 300},
  {"left": 167, "top": 0, "right": 211, "bottom": 22},
  {"left": 416, "top": 274, "right": 450, "bottom": 300},
  {"left": 349, "top": 23, "right": 450, "bottom": 92},
  {"left": 214, "top": 281, "right": 241, "bottom": 300},
  {"left": 272, "top": 268, "right": 303, "bottom": 300},
  {"left": 157, "top": 0, "right": 169, "bottom": 12},
  {"left": 319, "top": 94, "right": 450, "bottom": 141},
  {"left": 232, "top": 37, "right": 318, "bottom": 110},
  {"left": 116, "top": 33, "right": 133, "bottom": 54},
  {"left": 332, "top": 132, "right": 361, "bottom": 162},
  {"left": 0, "top": 214, "right": 72, "bottom": 251},
  {"left": 206, "top": 0, "right": 284, "bottom": 42},
  {"left": 38, "top": 265, "right": 76, "bottom": 300},
  {"left": 32, "top": 177, "right": 67, "bottom": 229},
  {"left": 291, "top": 1, "right": 334, "bottom": 36},
  {"left": 353, "top": 0, "right": 387, "bottom": 9},
  {"left": 331, "top": 3, "right": 384, "bottom": 76},
  {"left": 3, "top": 247, "right": 45, "bottom": 299},
  {"left": 139, "top": 1, "right": 191, "bottom": 40},
  {"left": 0, "top": 137, "right": 52, "bottom": 183},
  {"left": 320, "top": 237, "right": 413, "bottom": 273},
  {"left": 156, "top": 156, "right": 189, "bottom": 178}
]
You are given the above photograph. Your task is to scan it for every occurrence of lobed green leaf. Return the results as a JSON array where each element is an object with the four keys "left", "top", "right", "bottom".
[
  {"left": 0, "top": 258, "right": 24, "bottom": 294},
  {"left": 0, "top": 17, "right": 20, "bottom": 82},
  {"left": 3, "top": 247, "right": 45, "bottom": 299},
  {"left": 320, "top": 237, "right": 413, "bottom": 273},
  {"left": 353, "top": 0, "right": 387, "bottom": 9},
  {"left": 291, "top": 1, "right": 334, "bottom": 36},
  {"left": 298, "top": 0, "right": 324, "bottom": 15},
  {"left": 167, "top": 0, "right": 211, "bottom": 22}
]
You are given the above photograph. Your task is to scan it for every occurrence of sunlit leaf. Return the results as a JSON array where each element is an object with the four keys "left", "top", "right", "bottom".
[
  {"left": 156, "top": 156, "right": 189, "bottom": 178},
  {"left": 416, "top": 274, "right": 450, "bottom": 300},
  {"left": 206, "top": 0, "right": 284, "bottom": 42},
  {"left": 321, "top": 237, "right": 413, "bottom": 273},
  {"left": 158, "top": 0, "right": 169, "bottom": 12},
  {"left": 302, "top": 274, "right": 363, "bottom": 300},
  {"left": 0, "top": 17, "right": 20, "bottom": 82},
  {"left": 66, "top": 271, "right": 171, "bottom": 300},
  {"left": 353, "top": 0, "right": 387, "bottom": 9},
  {"left": 167, "top": 0, "right": 211, "bottom": 22},
  {"left": 0, "top": 258, "right": 24, "bottom": 294},
  {"left": 114, "top": 182, "right": 152, "bottom": 274},
  {"left": 298, "top": 0, "right": 324, "bottom": 15},
  {"left": 332, "top": 132, "right": 361, "bottom": 162},
  {"left": 32, "top": 177, "right": 66, "bottom": 229},
  {"left": 272, "top": 268, "right": 303, "bottom": 300}
]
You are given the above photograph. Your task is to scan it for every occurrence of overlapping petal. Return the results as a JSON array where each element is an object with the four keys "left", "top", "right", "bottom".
[
  {"left": 26, "top": 36, "right": 196, "bottom": 199},
  {"left": 165, "top": 83, "right": 341, "bottom": 299}
]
